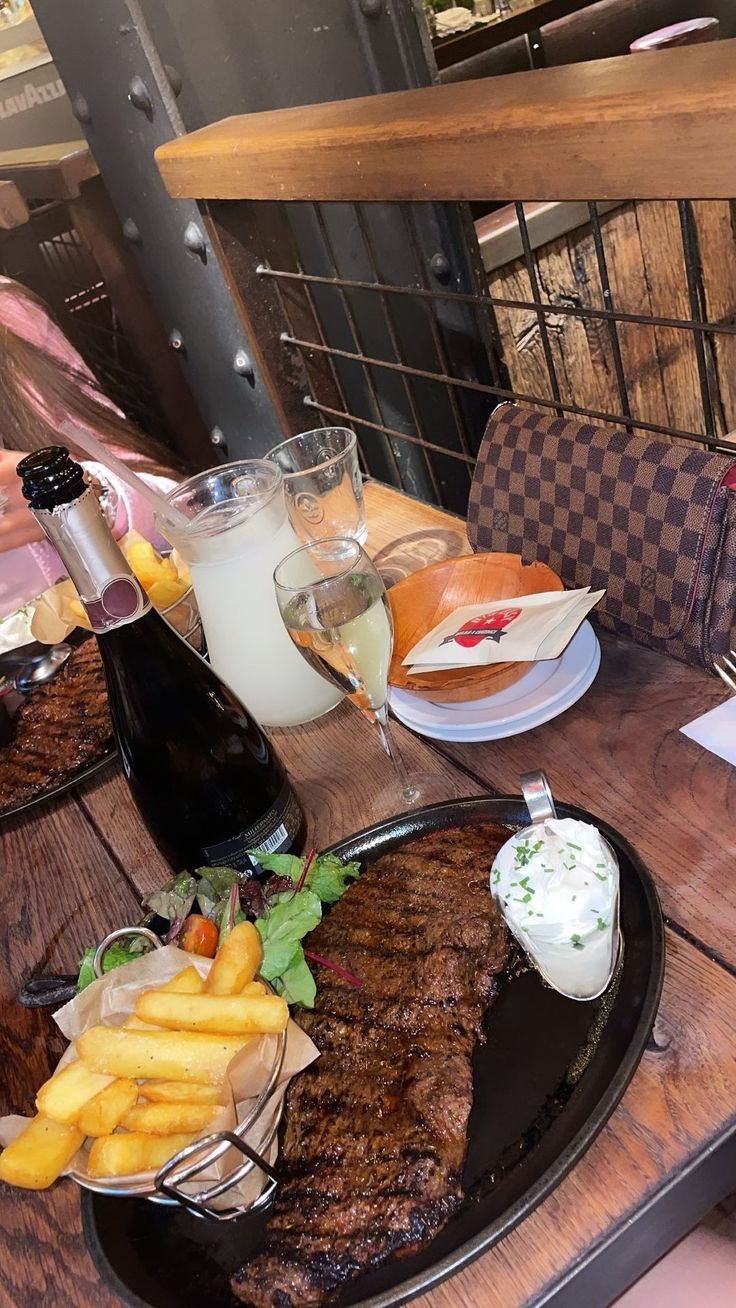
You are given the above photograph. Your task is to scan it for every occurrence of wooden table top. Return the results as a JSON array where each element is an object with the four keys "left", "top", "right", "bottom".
[{"left": 1, "top": 480, "right": 735, "bottom": 1308}]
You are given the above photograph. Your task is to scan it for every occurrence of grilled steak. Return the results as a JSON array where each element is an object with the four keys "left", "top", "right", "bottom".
[
  {"left": 232, "top": 821, "right": 511, "bottom": 1308},
  {"left": 0, "top": 640, "right": 112, "bottom": 813}
]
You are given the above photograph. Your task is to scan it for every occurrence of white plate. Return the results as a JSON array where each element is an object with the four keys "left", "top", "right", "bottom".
[{"left": 389, "top": 621, "right": 600, "bottom": 742}]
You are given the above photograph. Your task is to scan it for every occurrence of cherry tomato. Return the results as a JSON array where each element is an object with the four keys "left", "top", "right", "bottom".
[{"left": 180, "top": 914, "right": 219, "bottom": 958}]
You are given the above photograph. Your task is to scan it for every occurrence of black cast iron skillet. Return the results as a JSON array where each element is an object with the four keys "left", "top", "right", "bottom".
[{"left": 78, "top": 795, "right": 663, "bottom": 1308}]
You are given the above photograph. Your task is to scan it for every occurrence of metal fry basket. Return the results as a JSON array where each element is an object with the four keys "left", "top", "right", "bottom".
[{"left": 70, "top": 926, "right": 287, "bottom": 1221}]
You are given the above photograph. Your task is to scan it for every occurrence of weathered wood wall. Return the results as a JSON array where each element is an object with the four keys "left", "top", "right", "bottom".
[{"left": 487, "top": 200, "right": 736, "bottom": 440}]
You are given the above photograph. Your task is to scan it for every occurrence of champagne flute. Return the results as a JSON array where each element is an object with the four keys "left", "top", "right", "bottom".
[{"left": 274, "top": 538, "right": 450, "bottom": 814}]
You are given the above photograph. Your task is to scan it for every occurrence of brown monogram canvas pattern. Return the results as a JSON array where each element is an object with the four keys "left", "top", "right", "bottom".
[{"left": 467, "top": 404, "right": 736, "bottom": 670}]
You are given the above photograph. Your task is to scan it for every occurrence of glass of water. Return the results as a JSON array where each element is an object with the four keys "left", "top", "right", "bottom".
[
  {"left": 274, "top": 537, "right": 449, "bottom": 815},
  {"left": 266, "top": 428, "right": 367, "bottom": 545}
]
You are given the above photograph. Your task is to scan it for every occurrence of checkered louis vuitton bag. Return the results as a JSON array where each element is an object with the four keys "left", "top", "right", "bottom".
[{"left": 467, "top": 404, "right": 736, "bottom": 670}]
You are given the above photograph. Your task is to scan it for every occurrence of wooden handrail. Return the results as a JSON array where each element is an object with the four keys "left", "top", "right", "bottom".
[
  {"left": 156, "top": 43, "right": 736, "bottom": 203},
  {"left": 0, "top": 141, "right": 98, "bottom": 201}
]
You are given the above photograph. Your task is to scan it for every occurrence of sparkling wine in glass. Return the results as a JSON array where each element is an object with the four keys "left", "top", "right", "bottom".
[{"left": 274, "top": 537, "right": 449, "bottom": 814}]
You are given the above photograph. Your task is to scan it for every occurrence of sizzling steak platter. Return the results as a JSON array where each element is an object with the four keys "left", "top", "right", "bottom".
[
  {"left": 233, "top": 821, "right": 511, "bottom": 1307},
  {"left": 0, "top": 640, "right": 112, "bottom": 814}
]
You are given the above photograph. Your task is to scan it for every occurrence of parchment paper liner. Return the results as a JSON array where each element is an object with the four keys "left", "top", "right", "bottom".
[{"left": 0, "top": 945, "right": 319, "bottom": 1212}]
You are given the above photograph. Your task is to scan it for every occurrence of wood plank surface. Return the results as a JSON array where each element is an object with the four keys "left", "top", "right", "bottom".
[
  {"left": 156, "top": 43, "right": 736, "bottom": 203},
  {"left": 1, "top": 480, "right": 736, "bottom": 1308},
  {"left": 0, "top": 794, "right": 142, "bottom": 1308},
  {"left": 486, "top": 201, "right": 717, "bottom": 440}
]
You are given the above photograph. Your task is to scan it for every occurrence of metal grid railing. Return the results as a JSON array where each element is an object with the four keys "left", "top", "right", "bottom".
[{"left": 259, "top": 197, "right": 736, "bottom": 513}]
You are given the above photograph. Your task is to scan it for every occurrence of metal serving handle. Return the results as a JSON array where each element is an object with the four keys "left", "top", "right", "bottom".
[
  {"left": 155, "top": 1125, "right": 280, "bottom": 1222},
  {"left": 93, "top": 925, "right": 163, "bottom": 977},
  {"left": 17, "top": 920, "right": 163, "bottom": 1008},
  {"left": 520, "top": 770, "right": 558, "bottom": 824}
]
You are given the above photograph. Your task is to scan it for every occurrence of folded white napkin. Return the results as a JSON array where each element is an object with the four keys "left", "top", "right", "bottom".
[
  {"left": 404, "top": 588, "right": 605, "bottom": 671},
  {"left": 681, "top": 697, "right": 736, "bottom": 768}
]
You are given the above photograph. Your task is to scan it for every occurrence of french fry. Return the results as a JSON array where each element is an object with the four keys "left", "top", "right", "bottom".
[
  {"left": 88, "top": 1132, "right": 195, "bottom": 1179},
  {"left": 161, "top": 966, "right": 205, "bottom": 995},
  {"left": 0, "top": 1115, "right": 84, "bottom": 1190},
  {"left": 135, "top": 991, "right": 288, "bottom": 1036},
  {"left": 36, "top": 1060, "right": 113, "bottom": 1126},
  {"left": 205, "top": 921, "right": 262, "bottom": 996},
  {"left": 124, "top": 1015, "right": 161, "bottom": 1031},
  {"left": 78, "top": 1026, "right": 251, "bottom": 1085},
  {"left": 77, "top": 1078, "right": 139, "bottom": 1138},
  {"left": 124, "top": 965, "right": 206, "bottom": 1029},
  {"left": 148, "top": 578, "right": 187, "bottom": 608},
  {"left": 126, "top": 539, "right": 162, "bottom": 589},
  {"left": 241, "top": 980, "right": 267, "bottom": 995},
  {"left": 139, "top": 1081, "right": 223, "bottom": 1105},
  {"left": 122, "top": 1101, "right": 218, "bottom": 1136},
  {"left": 37, "top": 971, "right": 205, "bottom": 1124}
]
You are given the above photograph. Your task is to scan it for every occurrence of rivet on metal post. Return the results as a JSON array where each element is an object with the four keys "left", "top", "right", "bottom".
[
  {"left": 164, "top": 64, "right": 183, "bottom": 97},
  {"left": 72, "top": 93, "right": 91, "bottom": 124},
  {"left": 128, "top": 74, "right": 153, "bottom": 118},
  {"left": 183, "top": 221, "right": 207, "bottom": 260},
  {"left": 233, "top": 350, "right": 254, "bottom": 380},
  {"left": 122, "top": 218, "right": 141, "bottom": 244},
  {"left": 210, "top": 426, "right": 226, "bottom": 448},
  {"left": 429, "top": 252, "right": 451, "bottom": 283},
  {"left": 359, "top": 0, "right": 383, "bottom": 14},
  {"left": 168, "top": 329, "right": 184, "bottom": 352}
]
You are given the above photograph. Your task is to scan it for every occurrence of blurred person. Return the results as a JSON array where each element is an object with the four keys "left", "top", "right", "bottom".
[{"left": 0, "top": 276, "right": 181, "bottom": 621}]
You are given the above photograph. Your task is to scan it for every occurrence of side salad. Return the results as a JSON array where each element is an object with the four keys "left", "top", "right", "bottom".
[{"left": 78, "top": 849, "right": 361, "bottom": 1008}]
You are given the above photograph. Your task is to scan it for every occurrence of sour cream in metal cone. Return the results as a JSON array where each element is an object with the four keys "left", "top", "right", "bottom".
[{"left": 491, "top": 817, "right": 620, "bottom": 1000}]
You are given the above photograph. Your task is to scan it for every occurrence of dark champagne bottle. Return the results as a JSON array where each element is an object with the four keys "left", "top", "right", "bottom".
[{"left": 18, "top": 447, "right": 305, "bottom": 870}]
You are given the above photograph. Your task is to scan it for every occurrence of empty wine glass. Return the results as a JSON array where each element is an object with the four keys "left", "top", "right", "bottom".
[{"left": 274, "top": 537, "right": 450, "bottom": 814}]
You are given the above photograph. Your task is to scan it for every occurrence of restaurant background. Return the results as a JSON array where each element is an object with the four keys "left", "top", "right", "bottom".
[
  {"left": 1, "top": 0, "right": 735, "bottom": 512},
  {"left": 0, "top": 3, "right": 735, "bottom": 1306}
]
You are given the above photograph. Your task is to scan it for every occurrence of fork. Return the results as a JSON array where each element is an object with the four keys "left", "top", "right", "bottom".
[{"left": 714, "top": 651, "right": 736, "bottom": 694}]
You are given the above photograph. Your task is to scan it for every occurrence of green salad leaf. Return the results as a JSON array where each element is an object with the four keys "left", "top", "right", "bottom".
[
  {"left": 304, "top": 853, "right": 361, "bottom": 904},
  {"left": 194, "top": 866, "right": 243, "bottom": 921},
  {"left": 255, "top": 888, "right": 322, "bottom": 981},
  {"left": 274, "top": 947, "right": 317, "bottom": 1008},
  {"left": 215, "top": 884, "right": 247, "bottom": 942},
  {"left": 250, "top": 852, "right": 302, "bottom": 880},
  {"left": 77, "top": 935, "right": 150, "bottom": 992},
  {"left": 253, "top": 850, "right": 361, "bottom": 904},
  {"left": 76, "top": 849, "right": 362, "bottom": 1005},
  {"left": 143, "top": 872, "right": 197, "bottom": 927}
]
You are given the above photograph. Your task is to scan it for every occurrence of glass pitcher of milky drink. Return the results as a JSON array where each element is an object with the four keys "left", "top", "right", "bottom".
[{"left": 158, "top": 461, "right": 343, "bottom": 727}]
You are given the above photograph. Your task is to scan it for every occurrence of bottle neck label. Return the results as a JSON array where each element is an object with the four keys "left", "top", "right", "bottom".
[{"left": 33, "top": 485, "right": 151, "bottom": 633}]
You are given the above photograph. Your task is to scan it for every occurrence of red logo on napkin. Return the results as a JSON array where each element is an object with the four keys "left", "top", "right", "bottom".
[{"left": 440, "top": 607, "right": 522, "bottom": 649}]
